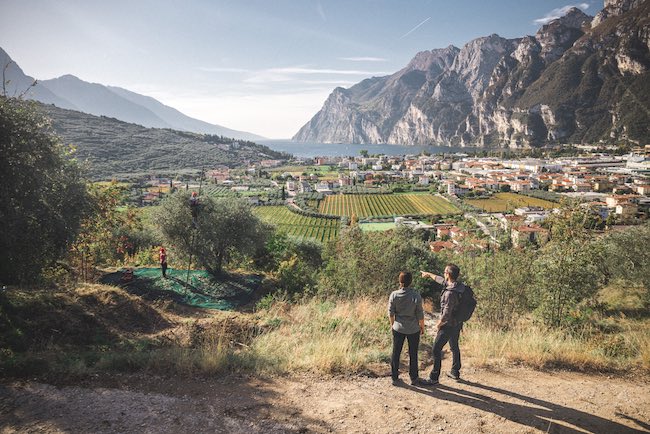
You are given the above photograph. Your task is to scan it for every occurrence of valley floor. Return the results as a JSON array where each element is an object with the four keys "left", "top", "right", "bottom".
[{"left": 1, "top": 366, "right": 648, "bottom": 433}]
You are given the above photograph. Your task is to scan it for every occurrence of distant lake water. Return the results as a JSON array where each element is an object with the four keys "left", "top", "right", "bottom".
[{"left": 258, "top": 140, "right": 469, "bottom": 158}]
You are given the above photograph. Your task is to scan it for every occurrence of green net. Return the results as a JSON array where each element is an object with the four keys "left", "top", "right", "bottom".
[{"left": 100, "top": 268, "right": 261, "bottom": 310}]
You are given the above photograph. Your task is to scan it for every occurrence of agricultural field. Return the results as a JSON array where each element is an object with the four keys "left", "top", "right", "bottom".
[
  {"left": 359, "top": 222, "right": 396, "bottom": 232},
  {"left": 204, "top": 186, "right": 237, "bottom": 197},
  {"left": 318, "top": 194, "right": 459, "bottom": 218},
  {"left": 465, "top": 192, "right": 558, "bottom": 213},
  {"left": 253, "top": 206, "right": 340, "bottom": 242}
]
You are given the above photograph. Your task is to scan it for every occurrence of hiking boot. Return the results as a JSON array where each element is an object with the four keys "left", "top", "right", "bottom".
[
  {"left": 446, "top": 372, "right": 460, "bottom": 381},
  {"left": 428, "top": 377, "right": 439, "bottom": 386},
  {"left": 411, "top": 378, "right": 433, "bottom": 386},
  {"left": 391, "top": 378, "right": 401, "bottom": 386}
]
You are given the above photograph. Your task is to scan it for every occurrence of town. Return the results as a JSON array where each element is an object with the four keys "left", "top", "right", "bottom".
[{"left": 137, "top": 144, "right": 650, "bottom": 252}]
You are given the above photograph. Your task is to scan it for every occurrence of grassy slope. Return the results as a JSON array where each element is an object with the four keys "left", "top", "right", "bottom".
[{"left": 1, "top": 281, "right": 647, "bottom": 379}]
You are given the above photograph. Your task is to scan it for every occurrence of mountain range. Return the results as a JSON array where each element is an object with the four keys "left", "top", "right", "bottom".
[
  {"left": 294, "top": 0, "right": 650, "bottom": 147},
  {"left": 0, "top": 48, "right": 264, "bottom": 141}
]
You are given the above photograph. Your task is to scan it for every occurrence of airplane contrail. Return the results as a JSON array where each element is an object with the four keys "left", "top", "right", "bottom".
[{"left": 400, "top": 17, "right": 431, "bottom": 39}]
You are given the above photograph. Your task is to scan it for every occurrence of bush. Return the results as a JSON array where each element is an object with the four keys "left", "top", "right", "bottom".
[{"left": 319, "top": 226, "right": 440, "bottom": 297}]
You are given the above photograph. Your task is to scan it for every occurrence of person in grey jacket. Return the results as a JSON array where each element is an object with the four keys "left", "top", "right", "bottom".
[
  {"left": 421, "top": 263, "right": 465, "bottom": 384},
  {"left": 388, "top": 271, "right": 429, "bottom": 386}
]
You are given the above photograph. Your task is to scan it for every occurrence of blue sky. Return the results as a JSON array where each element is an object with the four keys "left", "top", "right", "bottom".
[{"left": 0, "top": 0, "right": 599, "bottom": 138}]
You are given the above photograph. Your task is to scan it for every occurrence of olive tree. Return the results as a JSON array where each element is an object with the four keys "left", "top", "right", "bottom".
[{"left": 156, "top": 193, "right": 271, "bottom": 277}]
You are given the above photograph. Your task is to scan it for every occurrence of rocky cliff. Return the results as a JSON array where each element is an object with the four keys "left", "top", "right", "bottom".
[{"left": 294, "top": 0, "right": 649, "bottom": 147}]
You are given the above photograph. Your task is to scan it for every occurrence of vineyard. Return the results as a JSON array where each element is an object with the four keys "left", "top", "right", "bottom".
[
  {"left": 465, "top": 192, "right": 559, "bottom": 213},
  {"left": 204, "top": 186, "right": 237, "bottom": 197},
  {"left": 253, "top": 206, "right": 340, "bottom": 242},
  {"left": 318, "top": 194, "right": 460, "bottom": 217}
]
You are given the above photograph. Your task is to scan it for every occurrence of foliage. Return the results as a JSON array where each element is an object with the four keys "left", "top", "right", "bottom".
[
  {"left": 531, "top": 239, "right": 605, "bottom": 328},
  {"left": 597, "top": 224, "right": 650, "bottom": 306},
  {"left": 0, "top": 97, "right": 88, "bottom": 284},
  {"left": 156, "top": 193, "right": 271, "bottom": 276},
  {"left": 447, "top": 249, "right": 536, "bottom": 330},
  {"left": 255, "top": 232, "right": 323, "bottom": 295},
  {"left": 319, "top": 226, "right": 440, "bottom": 297},
  {"left": 542, "top": 200, "right": 597, "bottom": 242}
]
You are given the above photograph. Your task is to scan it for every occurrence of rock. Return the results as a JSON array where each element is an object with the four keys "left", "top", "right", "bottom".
[{"left": 293, "top": 1, "right": 649, "bottom": 148}]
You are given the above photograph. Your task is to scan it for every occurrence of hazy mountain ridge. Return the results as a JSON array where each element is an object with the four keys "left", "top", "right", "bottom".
[
  {"left": 35, "top": 103, "right": 285, "bottom": 179},
  {"left": 294, "top": 0, "right": 650, "bottom": 147},
  {"left": 0, "top": 47, "right": 265, "bottom": 141}
]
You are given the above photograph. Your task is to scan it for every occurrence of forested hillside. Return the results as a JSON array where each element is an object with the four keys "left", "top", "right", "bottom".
[{"left": 37, "top": 103, "right": 287, "bottom": 179}]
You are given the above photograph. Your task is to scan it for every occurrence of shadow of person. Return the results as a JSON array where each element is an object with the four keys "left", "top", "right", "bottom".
[
  {"left": 615, "top": 412, "right": 650, "bottom": 432},
  {"left": 400, "top": 379, "right": 644, "bottom": 433}
]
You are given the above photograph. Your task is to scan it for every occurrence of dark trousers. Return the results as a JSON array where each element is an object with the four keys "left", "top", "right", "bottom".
[
  {"left": 161, "top": 262, "right": 167, "bottom": 277},
  {"left": 429, "top": 324, "right": 462, "bottom": 380},
  {"left": 391, "top": 329, "right": 420, "bottom": 381}
]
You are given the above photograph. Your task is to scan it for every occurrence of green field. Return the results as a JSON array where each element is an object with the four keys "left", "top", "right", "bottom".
[
  {"left": 253, "top": 206, "right": 340, "bottom": 242},
  {"left": 359, "top": 222, "right": 396, "bottom": 232},
  {"left": 318, "top": 194, "right": 459, "bottom": 217},
  {"left": 465, "top": 192, "right": 558, "bottom": 213}
]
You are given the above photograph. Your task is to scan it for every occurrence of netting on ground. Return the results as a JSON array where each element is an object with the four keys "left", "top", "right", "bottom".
[{"left": 100, "top": 268, "right": 261, "bottom": 310}]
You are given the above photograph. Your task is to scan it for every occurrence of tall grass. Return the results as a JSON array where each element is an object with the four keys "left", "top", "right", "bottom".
[
  {"left": 2, "top": 293, "right": 648, "bottom": 378},
  {"left": 247, "top": 298, "right": 391, "bottom": 374}
]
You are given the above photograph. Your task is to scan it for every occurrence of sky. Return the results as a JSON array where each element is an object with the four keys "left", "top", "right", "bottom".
[{"left": 0, "top": 0, "right": 600, "bottom": 139}]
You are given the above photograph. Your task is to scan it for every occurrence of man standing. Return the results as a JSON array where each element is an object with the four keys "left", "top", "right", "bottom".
[
  {"left": 159, "top": 247, "right": 168, "bottom": 278},
  {"left": 421, "top": 264, "right": 465, "bottom": 384}
]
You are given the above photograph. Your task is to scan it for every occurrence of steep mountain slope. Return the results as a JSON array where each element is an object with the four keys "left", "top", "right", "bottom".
[
  {"left": 294, "top": 0, "right": 649, "bottom": 147},
  {"left": 0, "top": 47, "right": 75, "bottom": 109},
  {"left": 1, "top": 47, "right": 265, "bottom": 141},
  {"left": 35, "top": 103, "right": 286, "bottom": 179},
  {"left": 107, "top": 86, "right": 265, "bottom": 140},
  {"left": 41, "top": 75, "right": 173, "bottom": 129}
]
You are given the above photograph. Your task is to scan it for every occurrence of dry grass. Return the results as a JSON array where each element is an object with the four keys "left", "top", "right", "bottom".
[
  {"left": 247, "top": 298, "right": 390, "bottom": 374},
  {"left": 2, "top": 285, "right": 648, "bottom": 379},
  {"left": 462, "top": 318, "right": 650, "bottom": 374}
]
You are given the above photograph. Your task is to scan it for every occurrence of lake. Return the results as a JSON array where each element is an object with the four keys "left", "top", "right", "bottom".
[{"left": 258, "top": 140, "right": 470, "bottom": 158}]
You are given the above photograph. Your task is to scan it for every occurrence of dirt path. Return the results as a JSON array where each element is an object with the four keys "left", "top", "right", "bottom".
[{"left": 1, "top": 367, "right": 648, "bottom": 433}]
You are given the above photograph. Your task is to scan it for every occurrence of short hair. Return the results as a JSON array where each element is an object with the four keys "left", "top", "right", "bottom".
[
  {"left": 445, "top": 263, "right": 460, "bottom": 281},
  {"left": 399, "top": 271, "right": 412, "bottom": 288}
]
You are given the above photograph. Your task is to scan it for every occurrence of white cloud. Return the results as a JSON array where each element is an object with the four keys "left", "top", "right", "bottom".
[
  {"left": 339, "top": 56, "right": 388, "bottom": 62},
  {"left": 268, "top": 67, "right": 390, "bottom": 75},
  {"left": 533, "top": 3, "right": 589, "bottom": 25},
  {"left": 198, "top": 67, "right": 250, "bottom": 73}
]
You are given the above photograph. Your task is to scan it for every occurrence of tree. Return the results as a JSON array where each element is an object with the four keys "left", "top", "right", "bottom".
[
  {"left": 0, "top": 97, "right": 88, "bottom": 284},
  {"left": 319, "top": 226, "right": 440, "bottom": 297},
  {"left": 531, "top": 239, "right": 604, "bottom": 327},
  {"left": 71, "top": 183, "right": 151, "bottom": 281},
  {"left": 156, "top": 193, "right": 271, "bottom": 276}
]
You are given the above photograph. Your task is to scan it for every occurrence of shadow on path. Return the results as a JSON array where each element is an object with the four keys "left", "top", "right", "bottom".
[{"left": 397, "top": 378, "right": 647, "bottom": 433}]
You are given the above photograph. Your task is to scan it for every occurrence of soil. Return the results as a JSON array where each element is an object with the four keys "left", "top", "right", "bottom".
[{"left": 1, "top": 367, "right": 648, "bottom": 433}]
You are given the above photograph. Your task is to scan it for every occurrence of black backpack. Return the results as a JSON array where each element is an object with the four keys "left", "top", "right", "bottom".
[{"left": 452, "top": 284, "right": 476, "bottom": 323}]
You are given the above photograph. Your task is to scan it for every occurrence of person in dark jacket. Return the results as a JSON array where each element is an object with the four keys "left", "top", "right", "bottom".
[
  {"left": 421, "top": 263, "right": 466, "bottom": 384},
  {"left": 388, "top": 271, "right": 430, "bottom": 386}
]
